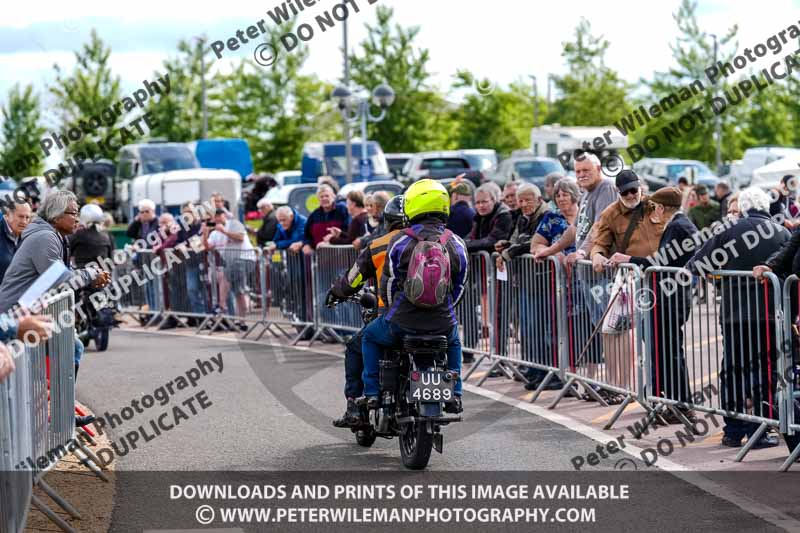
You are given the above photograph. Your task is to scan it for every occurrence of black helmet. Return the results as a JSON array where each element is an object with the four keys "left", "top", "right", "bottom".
[{"left": 384, "top": 195, "right": 406, "bottom": 230}]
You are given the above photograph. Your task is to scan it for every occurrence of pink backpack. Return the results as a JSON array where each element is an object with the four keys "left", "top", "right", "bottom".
[{"left": 403, "top": 228, "right": 453, "bottom": 308}]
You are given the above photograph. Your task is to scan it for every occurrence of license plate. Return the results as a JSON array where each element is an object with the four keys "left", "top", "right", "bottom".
[{"left": 409, "top": 371, "right": 454, "bottom": 402}]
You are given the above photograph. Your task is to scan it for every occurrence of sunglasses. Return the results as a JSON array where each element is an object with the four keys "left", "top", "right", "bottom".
[{"left": 619, "top": 188, "right": 639, "bottom": 197}]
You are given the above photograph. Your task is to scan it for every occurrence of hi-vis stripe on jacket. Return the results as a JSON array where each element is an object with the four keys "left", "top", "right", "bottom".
[{"left": 330, "top": 229, "right": 401, "bottom": 308}]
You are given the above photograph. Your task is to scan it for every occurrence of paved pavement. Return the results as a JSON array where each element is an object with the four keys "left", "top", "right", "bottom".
[{"left": 74, "top": 328, "right": 800, "bottom": 532}]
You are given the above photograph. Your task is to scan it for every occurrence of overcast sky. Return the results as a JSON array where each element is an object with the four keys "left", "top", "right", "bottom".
[{"left": 1, "top": 0, "right": 798, "bottom": 127}]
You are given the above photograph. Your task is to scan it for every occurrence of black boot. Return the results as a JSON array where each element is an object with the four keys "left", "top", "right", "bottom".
[
  {"left": 444, "top": 397, "right": 463, "bottom": 414},
  {"left": 332, "top": 398, "right": 363, "bottom": 428},
  {"left": 75, "top": 414, "right": 96, "bottom": 427}
]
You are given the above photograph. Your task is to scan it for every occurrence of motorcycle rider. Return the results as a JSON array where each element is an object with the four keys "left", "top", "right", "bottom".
[
  {"left": 327, "top": 196, "right": 407, "bottom": 427},
  {"left": 362, "top": 179, "right": 469, "bottom": 414}
]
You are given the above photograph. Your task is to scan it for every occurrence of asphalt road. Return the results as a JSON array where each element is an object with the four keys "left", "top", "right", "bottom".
[{"left": 75, "top": 330, "right": 798, "bottom": 532}]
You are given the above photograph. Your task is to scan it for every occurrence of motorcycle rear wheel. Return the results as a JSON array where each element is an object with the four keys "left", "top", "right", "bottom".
[{"left": 399, "top": 420, "right": 433, "bottom": 470}]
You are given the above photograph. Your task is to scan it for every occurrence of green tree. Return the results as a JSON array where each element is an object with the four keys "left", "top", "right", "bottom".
[
  {"left": 452, "top": 72, "right": 542, "bottom": 156},
  {"left": 211, "top": 21, "right": 337, "bottom": 173},
  {"left": 635, "top": 0, "right": 741, "bottom": 167},
  {"left": 49, "top": 29, "right": 122, "bottom": 160},
  {"left": 547, "top": 18, "right": 630, "bottom": 126},
  {"left": 349, "top": 6, "right": 457, "bottom": 152},
  {"left": 147, "top": 37, "right": 213, "bottom": 142},
  {"left": 0, "top": 84, "right": 46, "bottom": 178}
]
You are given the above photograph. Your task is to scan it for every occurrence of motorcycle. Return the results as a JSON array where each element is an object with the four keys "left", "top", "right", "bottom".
[
  {"left": 327, "top": 290, "right": 462, "bottom": 470},
  {"left": 75, "top": 287, "right": 119, "bottom": 351}
]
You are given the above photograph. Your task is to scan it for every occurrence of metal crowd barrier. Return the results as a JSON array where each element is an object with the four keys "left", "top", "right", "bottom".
[
  {"left": 312, "top": 245, "right": 361, "bottom": 343},
  {"left": 641, "top": 268, "right": 789, "bottom": 462},
  {"left": 116, "top": 249, "right": 165, "bottom": 327},
  {"left": 458, "top": 251, "right": 495, "bottom": 375},
  {"left": 1, "top": 292, "right": 98, "bottom": 533},
  {"left": 0, "top": 343, "right": 34, "bottom": 533},
  {"left": 781, "top": 275, "right": 800, "bottom": 471},
  {"left": 158, "top": 247, "right": 213, "bottom": 324},
  {"left": 472, "top": 255, "right": 567, "bottom": 400},
  {"left": 246, "top": 248, "right": 314, "bottom": 344},
  {"left": 548, "top": 260, "right": 647, "bottom": 429},
  {"left": 203, "top": 247, "right": 263, "bottom": 334}
]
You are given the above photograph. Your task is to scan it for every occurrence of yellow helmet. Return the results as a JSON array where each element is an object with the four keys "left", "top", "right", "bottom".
[{"left": 404, "top": 179, "right": 450, "bottom": 221}]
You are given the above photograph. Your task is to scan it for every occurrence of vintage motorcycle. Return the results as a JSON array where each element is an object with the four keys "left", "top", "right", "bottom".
[{"left": 327, "top": 290, "right": 462, "bottom": 470}]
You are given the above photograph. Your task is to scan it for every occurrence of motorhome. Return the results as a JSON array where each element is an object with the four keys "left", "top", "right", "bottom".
[{"left": 530, "top": 124, "right": 628, "bottom": 171}]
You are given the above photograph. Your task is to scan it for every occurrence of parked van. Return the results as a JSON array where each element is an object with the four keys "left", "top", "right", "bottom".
[
  {"left": 730, "top": 146, "right": 800, "bottom": 188},
  {"left": 751, "top": 152, "right": 800, "bottom": 190},
  {"left": 300, "top": 141, "right": 391, "bottom": 186}
]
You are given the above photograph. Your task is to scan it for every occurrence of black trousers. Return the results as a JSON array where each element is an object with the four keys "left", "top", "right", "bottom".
[
  {"left": 649, "top": 286, "right": 692, "bottom": 403},
  {"left": 720, "top": 319, "right": 779, "bottom": 439}
]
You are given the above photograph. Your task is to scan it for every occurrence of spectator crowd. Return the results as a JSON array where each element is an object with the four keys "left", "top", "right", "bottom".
[{"left": 1, "top": 163, "right": 799, "bottom": 462}]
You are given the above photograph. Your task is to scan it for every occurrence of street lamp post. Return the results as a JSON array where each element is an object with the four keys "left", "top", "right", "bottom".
[
  {"left": 529, "top": 75, "right": 538, "bottom": 127},
  {"left": 332, "top": 84, "right": 395, "bottom": 183},
  {"left": 711, "top": 33, "right": 722, "bottom": 172}
]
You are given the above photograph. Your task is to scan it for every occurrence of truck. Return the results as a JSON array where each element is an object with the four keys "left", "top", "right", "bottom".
[{"left": 188, "top": 138, "right": 254, "bottom": 181}]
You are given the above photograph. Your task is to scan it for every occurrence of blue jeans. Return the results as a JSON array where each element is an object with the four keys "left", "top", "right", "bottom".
[
  {"left": 74, "top": 337, "right": 84, "bottom": 367},
  {"left": 344, "top": 328, "right": 365, "bottom": 399},
  {"left": 185, "top": 264, "right": 206, "bottom": 314},
  {"left": 361, "top": 316, "right": 462, "bottom": 397}
]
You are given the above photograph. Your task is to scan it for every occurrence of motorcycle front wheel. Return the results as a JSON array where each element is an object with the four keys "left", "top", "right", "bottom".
[{"left": 399, "top": 418, "right": 433, "bottom": 470}]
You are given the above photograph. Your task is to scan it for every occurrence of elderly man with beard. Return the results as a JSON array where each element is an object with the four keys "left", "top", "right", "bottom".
[{"left": 589, "top": 170, "right": 665, "bottom": 402}]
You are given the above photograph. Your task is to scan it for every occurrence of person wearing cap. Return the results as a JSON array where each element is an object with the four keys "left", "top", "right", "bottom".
[
  {"left": 769, "top": 174, "right": 800, "bottom": 230},
  {"left": 590, "top": 170, "right": 665, "bottom": 270},
  {"left": 608, "top": 187, "right": 698, "bottom": 421},
  {"left": 688, "top": 184, "right": 720, "bottom": 230},
  {"left": 589, "top": 169, "right": 666, "bottom": 402},
  {"left": 446, "top": 181, "right": 476, "bottom": 239}
]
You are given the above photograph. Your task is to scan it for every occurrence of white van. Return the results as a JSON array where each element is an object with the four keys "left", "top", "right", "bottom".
[{"left": 732, "top": 146, "right": 800, "bottom": 188}]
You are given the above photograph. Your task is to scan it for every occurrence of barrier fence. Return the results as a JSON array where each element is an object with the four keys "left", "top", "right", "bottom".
[
  {"left": 1, "top": 292, "right": 104, "bottom": 533},
  {"left": 113, "top": 242, "right": 799, "bottom": 470}
]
